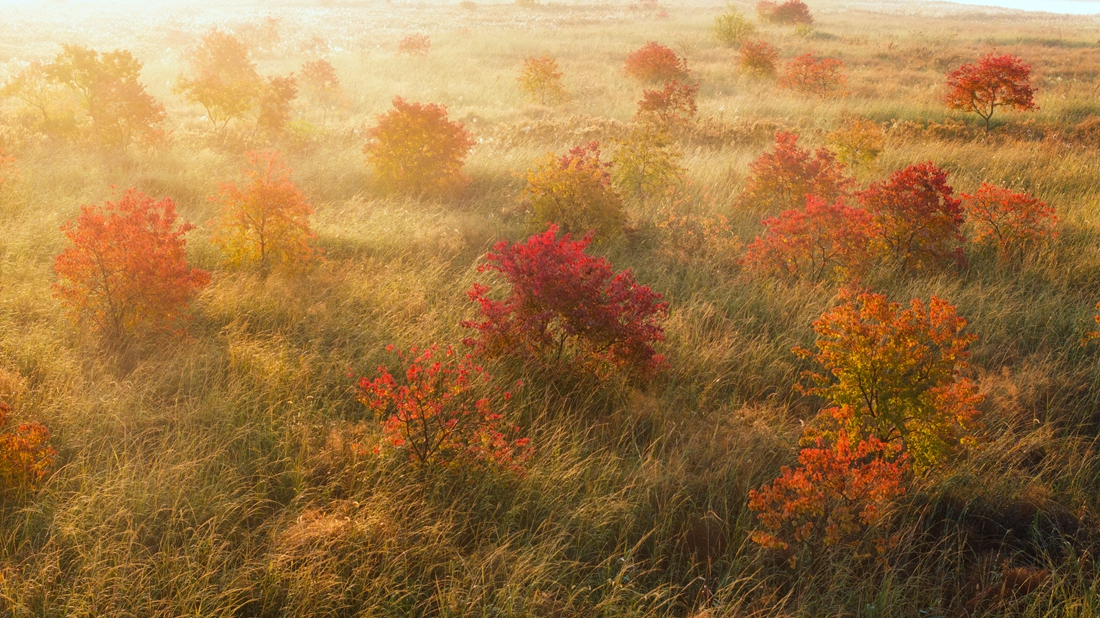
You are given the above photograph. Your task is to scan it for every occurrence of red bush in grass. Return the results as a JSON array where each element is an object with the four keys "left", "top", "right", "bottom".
[
  {"left": 397, "top": 33, "right": 431, "bottom": 56},
  {"left": 0, "top": 401, "right": 55, "bottom": 495},
  {"left": 624, "top": 42, "right": 689, "bottom": 83},
  {"left": 779, "top": 53, "right": 847, "bottom": 98},
  {"left": 634, "top": 79, "right": 698, "bottom": 127},
  {"left": 962, "top": 183, "right": 1056, "bottom": 262},
  {"left": 944, "top": 54, "right": 1036, "bottom": 130},
  {"left": 757, "top": 0, "right": 813, "bottom": 24},
  {"left": 739, "top": 131, "right": 854, "bottom": 212},
  {"left": 462, "top": 225, "right": 668, "bottom": 379},
  {"left": 739, "top": 39, "right": 780, "bottom": 77}
]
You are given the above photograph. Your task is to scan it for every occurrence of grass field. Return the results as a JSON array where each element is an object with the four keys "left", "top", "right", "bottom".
[{"left": 3, "top": 0, "right": 1100, "bottom": 615}]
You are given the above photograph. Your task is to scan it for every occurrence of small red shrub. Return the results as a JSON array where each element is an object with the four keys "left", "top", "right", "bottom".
[
  {"left": 358, "top": 345, "right": 530, "bottom": 473},
  {"left": 364, "top": 96, "right": 475, "bottom": 197},
  {"left": 634, "top": 79, "right": 698, "bottom": 127},
  {"left": 462, "top": 225, "right": 669, "bottom": 379},
  {"left": 741, "top": 195, "right": 874, "bottom": 282},
  {"left": 739, "top": 131, "right": 854, "bottom": 212},
  {"left": 739, "top": 39, "right": 780, "bottom": 77},
  {"left": 757, "top": 0, "right": 813, "bottom": 24},
  {"left": 624, "top": 42, "right": 689, "bottom": 84},
  {"left": 944, "top": 54, "right": 1036, "bottom": 130},
  {"left": 0, "top": 401, "right": 55, "bottom": 495},
  {"left": 779, "top": 53, "right": 847, "bottom": 98},
  {"left": 53, "top": 189, "right": 210, "bottom": 342},
  {"left": 857, "top": 162, "right": 965, "bottom": 271},
  {"left": 397, "top": 33, "right": 431, "bottom": 56},
  {"left": 962, "top": 183, "right": 1056, "bottom": 262}
]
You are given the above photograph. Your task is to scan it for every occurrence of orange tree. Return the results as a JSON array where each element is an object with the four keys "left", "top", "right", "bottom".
[
  {"left": 739, "top": 39, "right": 780, "bottom": 77},
  {"left": 0, "top": 401, "right": 55, "bottom": 496},
  {"left": 256, "top": 75, "right": 297, "bottom": 137},
  {"left": 741, "top": 195, "right": 875, "bottom": 283},
  {"left": 523, "top": 142, "right": 626, "bottom": 240},
  {"left": 779, "top": 53, "right": 847, "bottom": 98},
  {"left": 299, "top": 59, "right": 346, "bottom": 127},
  {"left": 624, "top": 42, "right": 689, "bottom": 83},
  {"left": 944, "top": 54, "right": 1036, "bottom": 131},
  {"left": 517, "top": 56, "right": 568, "bottom": 105},
  {"left": 211, "top": 150, "right": 319, "bottom": 271},
  {"left": 857, "top": 161, "right": 966, "bottom": 272},
  {"left": 176, "top": 29, "right": 264, "bottom": 133},
  {"left": 462, "top": 225, "right": 668, "bottom": 379},
  {"left": 53, "top": 189, "right": 210, "bottom": 342},
  {"left": 962, "top": 183, "right": 1056, "bottom": 262},
  {"left": 357, "top": 345, "right": 530, "bottom": 473},
  {"left": 46, "top": 44, "right": 165, "bottom": 147},
  {"left": 634, "top": 80, "right": 698, "bottom": 128},
  {"left": 364, "top": 96, "right": 475, "bottom": 198},
  {"left": 739, "top": 131, "right": 854, "bottom": 211}
]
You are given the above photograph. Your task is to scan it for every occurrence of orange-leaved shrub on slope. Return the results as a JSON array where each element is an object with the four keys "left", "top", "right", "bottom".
[
  {"left": 779, "top": 53, "right": 847, "bottom": 98},
  {"left": 739, "top": 131, "right": 854, "bottom": 212},
  {"left": 962, "top": 183, "right": 1056, "bottom": 263},
  {"left": 0, "top": 401, "right": 55, "bottom": 497},
  {"left": 624, "top": 42, "right": 689, "bottom": 83}
]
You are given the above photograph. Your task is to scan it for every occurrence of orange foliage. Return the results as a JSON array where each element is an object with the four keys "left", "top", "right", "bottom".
[
  {"left": 523, "top": 142, "right": 626, "bottom": 240},
  {"left": 256, "top": 75, "right": 298, "bottom": 137},
  {"left": 176, "top": 29, "right": 263, "bottom": 132},
  {"left": 741, "top": 195, "right": 874, "bottom": 282},
  {"left": 624, "top": 42, "right": 689, "bottom": 84},
  {"left": 634, "top": 80, "right": 698, "bottom": 127},
  {"left": 518, "top": 56, "right": 568, "bottom": 105},
  {"left": 398, "top": 34, "right": 432, "bottom": 56},
  {"left": 944, "top": 54, "right": 1036, "bottom": 130},
  {"left": 299, "top": 59, "right": 346, "bottom": 126},
  {"left": 0, "top": 402, "right": 55, "bottom": 495},
  {"left": 212, "top": 150, "right": 319, "bottom": 270},
  {"left": 739, "top": 131, "right": 854, "bottom": 212},
  {"left": 757, "top": 0, "right": 813, "bottom": 24},
  {"left": 739, "top": 39, "right": 779, "bottom": 77},
  {"left": 796, "top": 290, "right": 982, "bottom": 469},
  {"left": 779, "top": 53, "right": 847, "bottom": 98},
  {"left": 962, "top": 183, "right": 1056, "bottom": 262},
  {"left": 364, "top": 96, "right": 475, "bottom": 197},
  {"left": 53, "top": 189, "right": 210, "bottom": 341},
  {"left": 857, "top": 161, "right": 965, "bottom": 272}
]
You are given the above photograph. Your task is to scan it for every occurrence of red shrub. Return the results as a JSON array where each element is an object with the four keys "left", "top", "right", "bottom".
[
  {"left": 0, "top": 402, "right": 55, "bottom": 495},
  {"left": 739, "top": 39, "right": 780, "bottom": 76},
  {"left": 358, "top": 345, "right": 530, "bottom": 473},
  {"left": 634, "top": 80, "right": 698, "bottom": 127},
  {"left": 857, "top": 162, "right": 965, "bottom": 271},
  {"left": 757, "top": 0, "right": 813, "bottom": 24},
  {"left": 53, "top": 189, "right": 210, "bottom": 342},
  {"left": 962, "top": 183, "right": 1056, "bottom": 262},
  {"left": 397, "top": 33, "right": 431, "bottom": 56},
  {"left": 779, "top": 53, "right": 847, "bottom": 98},
  {"left": 748, "top": 432, "right": 907, "bottom": 564},
  {"left": 364, "top": 96, "right": 475, "bottom": 197},
  {"left": 624, "top": 42, "right": 689, "bottom": 84},
  {"left": 944, "top": 54, "right": 1036, "bottom": 130},
  {"left": 739, "top": 131, "right": 854, "bottom": 211},
  {"left": 462, "top": 225, "right": 668, "bottom": 379},
  {"left": 741, "top": 195, "right": 875, "bottom": 282}
]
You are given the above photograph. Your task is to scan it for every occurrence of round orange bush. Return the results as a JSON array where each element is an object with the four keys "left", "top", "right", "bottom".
[{"left": 624, "top": 42, "right": 689, "bottom": 83}]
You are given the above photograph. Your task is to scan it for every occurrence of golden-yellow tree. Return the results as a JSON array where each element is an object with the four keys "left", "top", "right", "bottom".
[{"left": 176, "top": 29, "right": 264, "bottom": 133}]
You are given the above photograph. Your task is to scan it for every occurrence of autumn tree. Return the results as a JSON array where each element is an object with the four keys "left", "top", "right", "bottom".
[
  {"left": 624, "top": 42, "right": 689, "bottom": 84},
  {"left": 779, "top": 53, "right": 847, "bottom": 98},
  {"left": 211, "top": 150, "right": 319, "bottom": 271},
  {"left": 757, "top": 0, "right": 813, "bottom": 24},
  {"left": 462, "top": 225, "right": 669, "bottom": 379},
  {"left": 398, "top": 34, "right": 432, "bottom": 56},
  {"left": 612, "top": 124, "right": 685, "bottom": 201},
  {"left": 858, "top": 162, "right": 966, "bottom": 271},
  {"left": 523, "top": 142, "right": 626, "bottom": 240},
  {"left": 0, "top": 401, "right": 55, "bottom": 496},
  {"left": 796, "top": 290, "right": 983, "bottom": 469},
  {"left": 518, "top": 56, "right": 568, "bottom": 105},
  {"left": 256, "top": 75, "right": 297, "bottom": 137},
  {"left": 944, "top": 54, "right": 1036, "bottom": 130},
  {"left": 741, "top": 195, "right": 875, "bottom": 282},
  {"left": 713, "top": 6, "right": 756, "bottom": 46},
  {"left": 365, "top": 97, "right": 475, "bottom": 197},
  {"left": 46, "top": 44, "right": 165, "bottom": 147},
  {"left": 53, "top": 189, "right": 210, "bottom": 342},
  {"left": 1, "top": 61, "right": 81, "bottom": 139},
  {"left": 827, "top": 116, "right": 886, "bottom": 167},
  {"left": 358, "top": 345, "right": 531, "bottom": 473},
  {"left": 634, "top": 80, "right": 698, "bottom": 128},
  {"left": 962, "top": 183, "right": 1056, "bottom": 262},
  {"left": 739, "top": 39, "right": 780, "bottom": 77},
  {"left": 176, "top": 29, "right": 264, "bottom": 133},
  {"left": 299, "top": 59, "right": 347, "bottom": 127},
  {"left": 739, "top": 131, "right": 854, "bottom": 211}
]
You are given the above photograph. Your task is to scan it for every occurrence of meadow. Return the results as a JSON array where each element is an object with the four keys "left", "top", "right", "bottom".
[{"left": 2, "top": 0, "right": 1100, "bottom": 615}]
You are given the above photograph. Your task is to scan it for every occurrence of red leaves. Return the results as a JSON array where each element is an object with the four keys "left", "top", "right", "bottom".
[
  {"left": 962, "top": 183, "right": 1056, "bottom": 262},
  {"left": 944, "top": 54, "right": 1036, "bottom": 130},
  {"left": 757, "top": 0, "right": 813, "bottom": 24},
  {"left": 211, "top": 150, "right": 319, "bottom": 270},
  {"left": 858, "top": 161, "right": 965, "bottom": 272},
  {"left": 357, "top": 345, "right": 529, "bottom": 473},
  {"left": 365, "top": 96, "right": 475, "bottom": 197},
  {"left": 53, "top": 189, "right": 210, "bottom": 342},
  {"left": 624, "top": 42, "right": 689, "bottom": 84},
  {"left": 462, "top": 225, "right": 668, "bottom": 379},
  {"left": 779, "top": 54, "right": 847, "bottom": 98},
  {"left": 741, "top": 195, "right": 874, "bottom": 282},
  {"left": 740, "top": 131, "right": 854, "bottom": 212},
  {"left": 634, "top": 80, "right": 698, "bottom": 127},
  {"left": 739, "top": 39, "right": 779, "bottom": 77},
  {"left": 397, "top": 33, "right": 431, "bottom": 56},
  {"left": 0, "top": 402, "right": 55, "bottom": 495}
]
